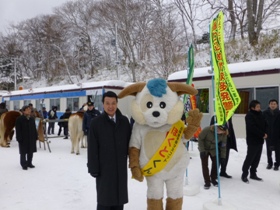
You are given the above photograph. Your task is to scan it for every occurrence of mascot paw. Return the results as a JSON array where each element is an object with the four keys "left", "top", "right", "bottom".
[
  {"left": 131, "top": 167, "right": 144, "bottom": 182},
  {"left": 184, "top": 108, "right": 203, "bottom": 139},
  {"left": 186, "top": 108, "right": 203, "bottom": 127}
]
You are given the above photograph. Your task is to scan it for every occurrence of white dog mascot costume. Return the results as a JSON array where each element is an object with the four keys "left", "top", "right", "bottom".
[{"left": 118, "top": 78, "right": 203, "bottom": 210}]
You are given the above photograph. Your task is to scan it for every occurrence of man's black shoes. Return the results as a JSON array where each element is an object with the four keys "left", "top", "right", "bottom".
[
  {"left": 211, "top": 180, "right": 218, "bottom": 187},
  {"left": 266, "top": 164, "right": 272, "bottom": 169},
  {"left": 250, "top": 175, "right": 263, "bottom": 181},
  {"left": 241, "top": 176, "right": 249, "bottom": 183},
  {"left": 28, "top": 164, "right": 35, "bottom": 168},
  {"left": 22, "top": 166, "right": 28, "bottom": 170},
  {"left": 220, "top": 172, "right": 232, "bottom": 178},
  {"left": 204, "top": 183, "right": 211, "bottom": 190}
]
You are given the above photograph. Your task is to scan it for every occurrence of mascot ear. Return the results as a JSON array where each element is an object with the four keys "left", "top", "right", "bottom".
[
  {"left": 167, "top": 82, "right": 198, "bottom": 96},
  {"left": 118, "top": 82, "right": 146, "bottom": 98}
]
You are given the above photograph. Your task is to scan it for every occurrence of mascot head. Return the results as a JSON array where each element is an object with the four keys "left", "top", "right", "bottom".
[{"left": 118, "top": 78, "right": 197, "bottom": 128}]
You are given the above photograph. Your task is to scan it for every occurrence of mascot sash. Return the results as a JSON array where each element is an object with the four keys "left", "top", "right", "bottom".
[{"left": 142, "top": 120, "right": 184, "bottom": 176}]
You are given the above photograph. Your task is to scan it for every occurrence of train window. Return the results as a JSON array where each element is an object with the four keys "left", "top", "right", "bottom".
[
  {"left": 50, "top": 99, "right": 60, "bottom": 111},
  {"left": 5, "top": 101, "right": 10, "bottom": 110},
  {"left": 93, "top": 95, "right": 103, "bottom": 112},
  {"left": 35, "top": 100, "right": 41, "bottom": 110},
  {"left": 196, "top": 88, "right": 209, "bottom": 113},
  {"left": 14, "top": 101, "right": 20, "bottom": 110},
  {"left": 256, "top": 87, "right": 279, "bottom": 111},
  {"left": 67, "top": 98, "right": 79, "bottom": 112},
  {"left": 236, "top": 88, "right": 254, "bottom": 114}
]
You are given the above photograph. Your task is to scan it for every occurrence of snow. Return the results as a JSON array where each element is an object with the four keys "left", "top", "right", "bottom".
[
  {"left": 168, "top": 58, "right": 280, "bottom": 81},
  {"left": 1, "top": 128, "right": 280, "bottom": 210}
]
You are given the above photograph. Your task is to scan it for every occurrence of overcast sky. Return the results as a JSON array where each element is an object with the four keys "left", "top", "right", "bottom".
[{"left": 0, "top": 0, "right": 73, "bottom": 34}]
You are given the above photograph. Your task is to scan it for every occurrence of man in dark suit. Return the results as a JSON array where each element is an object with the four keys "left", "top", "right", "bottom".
[
  {"left": 15, "top": 105, "right": 38, "bottom": 170},
  {"left": 262, "top": 99, "right": 280, "bottom": 170},
  {"left": 210, "top": 115, "right": 237, "bottom": 178},
  {"left": 241, "top": 100, "right": 267, "bottom": 183},
  {"left": 87, "top": 91, "right": 131, "bottom": 210}
]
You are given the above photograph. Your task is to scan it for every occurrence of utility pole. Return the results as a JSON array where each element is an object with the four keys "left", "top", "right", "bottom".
[
  {"left": 14, "top": 57, "right": 17, "bottom": 90},
  {"left": 115, "top": 23, "right": 119, "bottom": 80}
]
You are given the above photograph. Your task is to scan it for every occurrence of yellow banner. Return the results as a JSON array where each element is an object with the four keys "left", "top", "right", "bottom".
[
  {"left": 142, "top": 120, "right": 184, "bottom": 176},
  {"left": 210, "top": 11, "right": 241, "bottom": 125}
]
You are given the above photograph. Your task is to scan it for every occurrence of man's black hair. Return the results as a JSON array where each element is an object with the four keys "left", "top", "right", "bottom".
[
  {"left": 102, "top": 91, "right": 118, "bottom": 103},
  {"left": 268, "top": 99, "right": 278, "bottom": 104},
  {"left": 22, "top": 105, "right": 30, "bottom": 111},
  {"left": 249, "top": 100, "right": 260, "bottom": 109}
]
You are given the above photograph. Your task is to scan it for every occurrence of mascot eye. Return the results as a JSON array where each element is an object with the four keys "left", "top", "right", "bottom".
[
  {"left": 147, "top": 102, "right": 153, "bottom": 108},
  {"left": 159, "top": 102, "right": 166, "bottom": 109}
]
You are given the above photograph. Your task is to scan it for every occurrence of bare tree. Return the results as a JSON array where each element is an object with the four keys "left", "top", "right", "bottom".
[
  {"left": 173, "top": 0, "right": 201, "bottom": 50},
  {"left": 54, "top": 0, "right": 102, "bottom": 78},
  {"left": 247, "top": 0, "right": 264, "bottom": 45}
]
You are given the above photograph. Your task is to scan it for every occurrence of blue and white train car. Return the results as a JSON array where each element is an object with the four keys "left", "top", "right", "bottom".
[
  {"left": 168, "top": 58, "right": 280, "bottom": 138},
  {"left": 1, "top": 80, "right": 134, "bottom": 118}
]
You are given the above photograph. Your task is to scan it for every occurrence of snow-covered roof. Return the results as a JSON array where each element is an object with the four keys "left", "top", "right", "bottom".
[
  {"left": 168, "top": 58, "right": 280, "bottom": 81},
  {"left": 2, "top": 80, "right": 130, "bottom": 97},
  {"left": 0, "top": 90, "right": 9, "bottom": 96}
]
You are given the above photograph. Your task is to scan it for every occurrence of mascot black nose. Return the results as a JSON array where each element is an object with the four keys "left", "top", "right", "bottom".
[{"left": 152, "top": 111, "right": 160, "bottom": 117}]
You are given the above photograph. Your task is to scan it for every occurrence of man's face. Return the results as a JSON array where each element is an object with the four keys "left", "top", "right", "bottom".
[
  {"left": 103, "top": 97, "right": 117, "bottom": 117},
  {"left": 252, "top": 104, "right": 261, "bottom": 112},
  {"left": 88, "top": 105, "right": 94, "bottom": 110},
  {"left": 23, "top": 107, "right": 31, "bottom": 115},
  {"left": 269, "top": 101, "right": 278, "bottom": 110}
]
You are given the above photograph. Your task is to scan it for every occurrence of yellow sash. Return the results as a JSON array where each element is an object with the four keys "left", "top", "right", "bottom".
[{"left": 142, "top": 120, "right": 185, "bottom": 176}]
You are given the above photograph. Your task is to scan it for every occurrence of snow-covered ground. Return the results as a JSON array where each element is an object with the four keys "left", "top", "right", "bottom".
[{"left": 1, "top": 127, "right": 279, "bottom": 210}]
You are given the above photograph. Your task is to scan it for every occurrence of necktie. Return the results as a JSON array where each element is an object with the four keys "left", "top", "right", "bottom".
[{"left": 110, "top": 117, "right": 115, "bottom": 123}]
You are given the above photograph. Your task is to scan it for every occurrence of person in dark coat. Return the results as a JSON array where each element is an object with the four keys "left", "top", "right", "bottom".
[
  {"left": 0, "top": 102, "right": 8, "bottom": 117},
  {"left": 48, "top": 106, "right": 58, "bottom": 135},
  {"left": 58, "top": 108, "right": 72, "bottom": 139},
  {"left": 28, "top": 103, "right": 37, "bottom": 118},
  {"left": 82, "top": 101, "right": 100, "bottom": 136},
  {"left": 40, "top": 107, "right": 48, "bottom": 119},
  {"left": 210, "top": 115, "right": 237, "bottom": 178},
  {"left": 15, "top": 105, "right": 38, "bottom": 170},
  {"left": 241, "top": 100, "right": 268, "bottom": 183},
  {"left": 87, "top": 91, "right": 131, "bottom": 210},
  {"left": 272, "top": 110, "right": 280, "bottom": 171},
  {"left": 198, "top": 125, "right": 228, "bottom": 189},
  {"left": 58, "top": 115, "right": 64, "bottom": 136},
  {"left": 262, "top": 99, "right": 280, "bottom": 170}
]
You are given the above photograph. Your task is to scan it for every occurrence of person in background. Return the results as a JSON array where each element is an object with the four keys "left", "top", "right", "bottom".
[
  {"left": 40, "top": 107, "right": 48, "bottom": 119},
  {"left": 0, "top": 102, "right": 8, "bottom": 117},
  {"left": 60, "top": 108, "right": 72, "bottom": 139},
  {"left": 210, "top": 116, "right": 237, "bottom": 178},
  {"left": 87, "top": 91, "right": 131, "bottom": 210},
  {"left": 198, "top": 124, "right": 228, "bottom": 189},
  {"left": 272, "top": 107, "right": 280, "bottom": 171},
  {"left": 48, "top": 106, "right": 58, "bottom": 135},
  {"left": 15, "top": 105, "right": 38, "bottom": 170},
  {"left": 40, "top": 107, "right": 48, "bottom": 135},
  {"left": 58, "top": 115, "right": 64, "bottom": 137},
  {"left": 241, "top": 100, "right": 267, "bottom": 183},
  {"left": 82, "top": 101, "right": 100, "bottom": 137},
  {"left": 28, "top": 103, "right": 38, "bottom": 118},
  {"left": 262, "top": 99, "right": 280, "bottom": 170}
]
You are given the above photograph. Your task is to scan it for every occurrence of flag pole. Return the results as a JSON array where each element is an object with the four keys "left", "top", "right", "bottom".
[
  {"left": 209, "top": 39, "right": 222, "bottom": 205},
  {"left": 184, "top": 44, "right": 193, "bottom": 186},
  {"left": 204, "top": 11, "right": 240, "bottom": 210},
  {"left": 209, "top": 12, "right": 223, "bottom": 205},
  {"left": 183, "top": 45, "right": 200, "bottom": 196}
]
